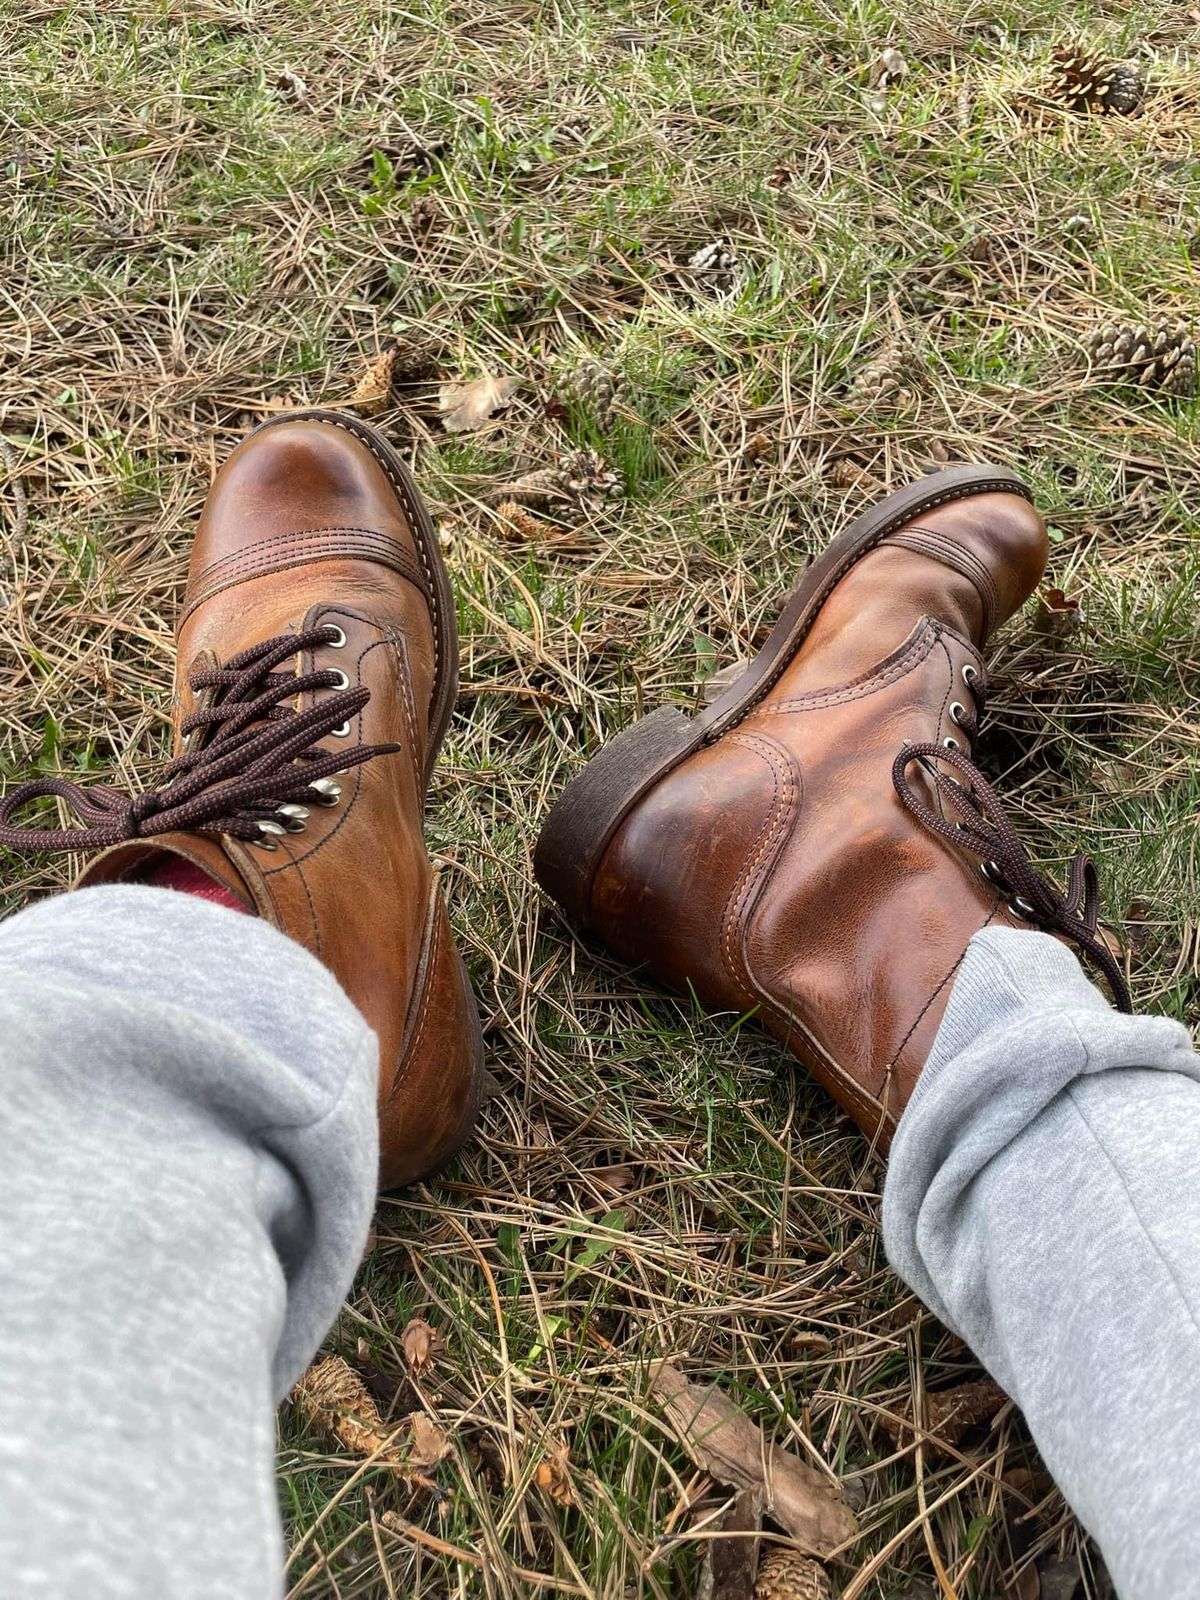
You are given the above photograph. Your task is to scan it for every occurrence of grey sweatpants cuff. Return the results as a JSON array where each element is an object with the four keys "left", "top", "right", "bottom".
[
  {"left": 884, "top": 927, "right": 1195, "bottom": 1348},
  {"left": 883, "top": 927, "right": 1200, "bottom": 1600}
]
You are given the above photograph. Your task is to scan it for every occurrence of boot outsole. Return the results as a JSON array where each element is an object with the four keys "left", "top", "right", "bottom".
[{"left": 534, "top": 464, "right": 1032, "bottom": 924}]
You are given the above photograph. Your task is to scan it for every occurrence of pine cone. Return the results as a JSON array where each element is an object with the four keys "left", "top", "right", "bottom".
[
  {"left": 559, "top": 359, "right": 619, "bottom": 424},
  {"left": 293, "top": 1355, "right": 396, "bottom": 1460},
  {"left": 1089, "top": 320, "right": 1196, "bottom": 397},
  {"left": 1048, "top": 46, "right": 1143, "bottom": 114},
  {"left": 492, "top": 499, "right": 555, "bottom": 541},
  {"left": 490, "top": 449, "right": 623, "bottom": 525},
  {"left": 924, "top": 1378, "right": 1007, "bottom": 1444},
  {"left": 1105, "top": 62, "right": 1145, "bottom": 115},
  {"left": 849, "top": 337, "right": 919, "bottom": 404},
  {"left": 350, "top": 337, "right": 443, "bottom": 414},
  {"left": 879, "top": 1376, "right": 1008, "bottom": 1452},
  {"left": 753, "top": 1548, "right": 833, "bottom": 1600},
  {"left": 683, "top": 238, "right": 744, "bottom": 299}
]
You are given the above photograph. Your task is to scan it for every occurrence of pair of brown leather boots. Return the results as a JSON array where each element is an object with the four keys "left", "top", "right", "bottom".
[{"left": 0, "top": 415, "right": 1130, "bottom": 1188}]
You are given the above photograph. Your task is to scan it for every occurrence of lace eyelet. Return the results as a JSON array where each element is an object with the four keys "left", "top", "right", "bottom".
[
  {"left": 962, "top": 663, "right": 978, "bottom": 687},
  {"left": 277, "top": 804, "right": 310, "bottom": 833},
  {"left": 948, "top": 701, "right": 965, "bottom": 725},
  {"left": 328, "top": 670, "right": 350, "bottom": 691},
  {"left": 323, "top": 625, "right": 347, "bottom": 649},
  {"left": 980, "top": 859, "right": 1004, "bottom": 885},
  {"left": 309, "top": 777, "right": 342, "bottom": 807},
  {"left": 1009, "top": 896, "right": 1037, "bottom": 920},
  {"left": 331, "top": 722, "right": 352, "bottom": 738},
  {"left": 943, "top": 735, "right": 960, "bottom": 750}
]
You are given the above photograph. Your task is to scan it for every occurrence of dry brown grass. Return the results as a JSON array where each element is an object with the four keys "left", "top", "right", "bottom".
[{"left": 3, "top": 3, "right": 1199, "bottom": 1596}]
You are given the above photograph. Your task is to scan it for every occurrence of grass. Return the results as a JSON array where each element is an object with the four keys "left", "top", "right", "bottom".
[{"left": 2, "top": 1, "right": 1199, "bottom": 1595}]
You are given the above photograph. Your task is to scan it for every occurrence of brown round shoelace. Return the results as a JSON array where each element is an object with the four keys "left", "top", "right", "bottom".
[
  {"left": 892, "top": 672, "right": 1132, "bottom": 1013},
  {"left": 0, "top": 625, "right": 397, "bottom": 854}
]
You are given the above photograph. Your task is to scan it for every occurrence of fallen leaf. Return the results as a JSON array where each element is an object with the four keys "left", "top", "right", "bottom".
[
  {"left": 275, "top": 66, "right": 308, "bottom": 104},
  {"left": 407, "top": 1411, "right": 451, "bottom": 1469},
  {"left": 1033, "top": 586, "right": 1082, "bottom": 638},
  {"left": 650, "top": 1363, "right": 858, "bottom": 1557},
  {"left": 401, "top": 1316, "right": 440, "bottom": 1373},
  {"left": 438, "top": 374, "right": 518, "bottom": 434},
  {"left": 534, "top": 1449, "right": 576, "bottom": 1505},
  {"left": 566, "top": 1207, "right": 627, "bottom": 1284}
]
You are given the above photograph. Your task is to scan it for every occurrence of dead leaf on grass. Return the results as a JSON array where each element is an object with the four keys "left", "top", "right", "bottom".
[
  {"left": 275, "top": 66, "right": 308, "bottom": 105},
  {"left": 649, "top": 1363, "right": 858, "bottom": 1557},
  {"left": 401, "top": 1316, "right": 440, "bottom": 1373},
  {"left": 407, "top": 1411, "right": 452, "bottom": 1469},
  {"left": 534, "top": 1448, "right": 576, "bottom": 1505},
  {"left": 438, "top": 373, "right": 518, "bottom": 433}
]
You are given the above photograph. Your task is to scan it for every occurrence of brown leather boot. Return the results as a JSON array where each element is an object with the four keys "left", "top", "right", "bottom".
[
  {"left": 535, "top": 465, "right": 1129, "bottom": 1146},
  {"left": 0, "top": 411, "right": 486, "bottom": 1189}
]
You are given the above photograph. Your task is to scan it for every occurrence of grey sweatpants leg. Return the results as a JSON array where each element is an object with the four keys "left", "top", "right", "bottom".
[
  {"left": 884, "top": 927, "right": 1200, "bottom": 1600},
  {"left": 0, "top": 885, "right": 378, "bottom": 1599}
]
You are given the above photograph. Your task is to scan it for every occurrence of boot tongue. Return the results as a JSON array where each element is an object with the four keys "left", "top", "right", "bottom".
[{"left": 74, "top": 833, "right": 256, "bottom": 912}]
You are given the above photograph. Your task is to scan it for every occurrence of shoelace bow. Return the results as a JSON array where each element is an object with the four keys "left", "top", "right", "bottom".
[
  {"left": 892, "top": 674, "right": 1131, "bottom": 1013},
  {"left": 0, "top": 625, "right": 397, "bottom": 853}
]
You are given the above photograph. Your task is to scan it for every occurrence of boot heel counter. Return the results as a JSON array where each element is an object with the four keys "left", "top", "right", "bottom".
[
  {"left": 534, "top": 705, "right": 699, "bottom": 922},
  {"left": 379, "top": 881, "right": 486, "bottom": 1189},
  {"left": 590, "top": 732, "right": 798, "bottom": 1009}
]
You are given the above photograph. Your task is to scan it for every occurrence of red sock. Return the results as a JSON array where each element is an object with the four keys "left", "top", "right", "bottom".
[{"left": 143, "top": 856, "right": 252, "bottom": 915}]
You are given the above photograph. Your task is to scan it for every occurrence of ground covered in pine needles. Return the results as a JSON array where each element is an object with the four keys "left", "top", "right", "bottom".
[{"left": 3, "top": 3, "right": 1199, "bottom": 1597}]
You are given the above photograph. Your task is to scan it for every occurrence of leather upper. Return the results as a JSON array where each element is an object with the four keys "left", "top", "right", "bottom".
[
  {"left": 588, "top": 492, "right": 1050, "bottom": 1142},
  {"left": 78, "top": 418, "right": 483, "bottom": 1188}
]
